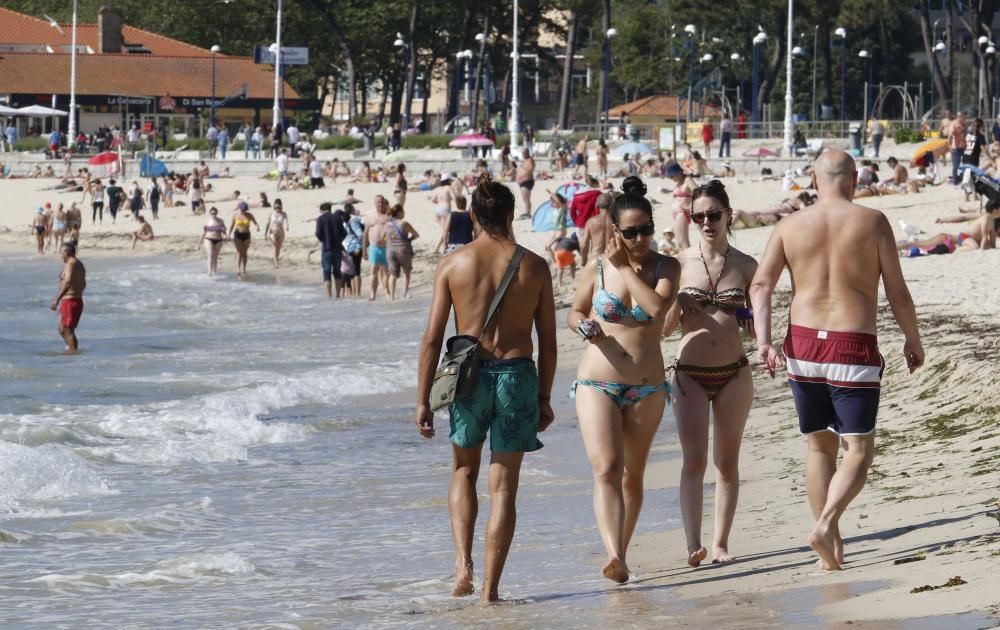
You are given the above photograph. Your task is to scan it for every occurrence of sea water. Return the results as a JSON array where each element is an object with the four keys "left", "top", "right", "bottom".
[
  {"left": 2, "top": 254, "right": 995, "bottom": 629},
  {"left": 0, "top": 253, "right": 686, "bottom": 627}
]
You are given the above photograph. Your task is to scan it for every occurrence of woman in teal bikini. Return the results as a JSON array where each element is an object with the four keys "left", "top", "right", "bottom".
[
  {"left": 662, "top": 179, "right": 757, "bottom": 567},
  {"left": 568, "top": 175, "right": 680, "bottom": 583}
]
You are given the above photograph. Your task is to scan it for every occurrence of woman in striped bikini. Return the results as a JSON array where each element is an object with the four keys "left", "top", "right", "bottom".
[{"left": 662, "top": 180, "right": 758, "bottom": 568}]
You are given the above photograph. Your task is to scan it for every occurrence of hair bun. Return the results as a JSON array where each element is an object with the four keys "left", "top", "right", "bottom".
[{"left": 621, "top": 175, "right": 647, "bottom": 197}]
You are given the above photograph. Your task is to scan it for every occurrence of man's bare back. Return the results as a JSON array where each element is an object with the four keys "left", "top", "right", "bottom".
[
  {"left": 580, "top": 211, "right": 611, "bottom": 265},
  {"left": 750, "top": 151, "right": 923, "bottom": 572}
]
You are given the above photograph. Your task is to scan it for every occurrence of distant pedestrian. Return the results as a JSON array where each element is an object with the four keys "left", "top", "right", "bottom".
[
  {"left": 146, "top": 178, "right": 161, "bottom": 220},
  {"left": 390, "top": 123, "right": 402, "bottom": 153},
  {"left": 948, "top": 111, "right": 967, "bottom": 184},
  {"left": 51, "top": 243, "right": 86, "bottom": 355},
  {"left": 276, "top": 149, "right": 289, "bottom": 191},
  {"left": 309, "top": 154, "right": 324, "bottom": 188},
  {"left": 315, "top": 201, "right": 346, "bottom": 298},
  {"left": 218, "top": 126, "right": 230, "bottom": 159},
  {"left": 287, "top": 123, "right": 300, "bottom": 156},
  {"left": 869, "top": 118, "right": 884, "bottom": 158},
  {"left": 207, "top": 124, "right": 219, "bottom": 159},
  {"left": 719, "top": 113, "right": 733, "bottom": 158},
  {"left": 701, "top": 119, "right": 713, "bottom": 156}
]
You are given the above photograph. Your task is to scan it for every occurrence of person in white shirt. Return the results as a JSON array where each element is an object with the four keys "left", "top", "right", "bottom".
[
  {"left": 126, "top": 126, "right": 140, "bottom": 158},
  {"left": 309, "top": 155, "right": 324, "bottom": 188},
  {"left": 287, "top": 124, "right": 300, "bottom": 156},
  {"left": 719, "top": 115, "right": 734, "bottom": 158},
  {"left": 276, "top": 149, "right": 290, "bottom": 191}
]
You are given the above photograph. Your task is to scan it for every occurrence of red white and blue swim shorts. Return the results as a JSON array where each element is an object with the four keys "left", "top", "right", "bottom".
[{"left": 783, "top": 325, "right": 884, "bottom": 436}]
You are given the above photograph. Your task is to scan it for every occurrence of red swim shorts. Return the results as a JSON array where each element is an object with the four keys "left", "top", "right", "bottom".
[
  {"left": 554, "top": 250, "right": 576, "bottom": 269},
  {"left": 60, "top": 298, "right": 84, "bottom": 329}
]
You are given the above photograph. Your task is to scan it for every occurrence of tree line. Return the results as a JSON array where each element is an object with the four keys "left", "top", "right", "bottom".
[{"left": 15, "top": 0, "right": 984, "bottom": 129}]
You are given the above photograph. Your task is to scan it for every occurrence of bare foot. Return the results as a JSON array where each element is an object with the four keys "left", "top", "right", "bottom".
[
  {"left": 480, "top": 588, "right": 499, "bottom": 604},
  {"left": 602, "top": 557, "right": 630, "bottom": 583},
  {"left": 833, "top": 525, "right": 844, "bottom": 566},
  {"left": 711, "top": 545, "right": 735, "bottom": 564},
  {"left": 808, "top": 522, "right": 842, "bottom": 571},
  {"left": 452, "top": 562, "right": 474, "bottom": 597},
  {"left": 687, "top": 544, "right": 707, "bottom": 568}
]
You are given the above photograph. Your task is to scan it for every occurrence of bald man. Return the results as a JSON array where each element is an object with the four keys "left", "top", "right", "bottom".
[{"left": 749, "top": 150, "right": 924, "bottom": 571}]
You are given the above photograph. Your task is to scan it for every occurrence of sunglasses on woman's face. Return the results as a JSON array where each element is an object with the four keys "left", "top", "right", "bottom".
[
  {"left": 691, "top": 209, "right": 725, "bottom": 224},
  {"left": 616, "top": 223, "right": 655, "bottom": 240}
]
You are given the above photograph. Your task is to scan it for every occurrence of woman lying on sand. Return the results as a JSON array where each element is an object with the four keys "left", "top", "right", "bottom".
[{"left": 731, "top": 191, "right": 815, "bottom": 228}]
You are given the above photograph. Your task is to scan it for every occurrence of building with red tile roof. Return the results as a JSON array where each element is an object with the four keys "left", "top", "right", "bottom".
[
  {"left": 607, "top": 95, "right": 721, "bottom": 123},
  {"left": 0, "top": 6, "right": 315, "bottom": 136}
]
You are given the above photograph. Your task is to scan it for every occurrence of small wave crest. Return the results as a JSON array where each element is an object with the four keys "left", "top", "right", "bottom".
[
  {"left": 28, "top": 550, "right": 257, "bottom": 591},
  {"left": 0, "top": 442, "right": 114, "bottom": 515}
]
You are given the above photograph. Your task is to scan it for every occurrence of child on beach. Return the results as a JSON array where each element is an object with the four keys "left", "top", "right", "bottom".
[{"left": 553, "top": 232, "right": 579, "bottom": 287}]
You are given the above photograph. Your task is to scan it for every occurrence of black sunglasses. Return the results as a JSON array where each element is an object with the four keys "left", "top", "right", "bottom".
[
  {"left": 691, "top": 209, "right": 726, "bottom": 224},
  {"left": 616, "top": 223, "right": 655, "bottom": 240}
]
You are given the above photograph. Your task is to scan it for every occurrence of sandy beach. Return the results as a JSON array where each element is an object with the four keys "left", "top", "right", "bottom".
[{"left": 1, "top": 144, "right": 998, "bottom": 626}]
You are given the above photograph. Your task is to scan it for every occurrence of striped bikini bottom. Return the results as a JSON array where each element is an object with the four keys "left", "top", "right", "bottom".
[{"left": 671, "top": 356, "right": 749, "bottom": 401}]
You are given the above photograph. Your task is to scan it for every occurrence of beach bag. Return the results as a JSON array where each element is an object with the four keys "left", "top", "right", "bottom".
[
  {"left": 429, "top": 246, "right": 525, "bottom": 412},
  {"left": 340, "top": 251, "right": 356, "bottom": 276}
]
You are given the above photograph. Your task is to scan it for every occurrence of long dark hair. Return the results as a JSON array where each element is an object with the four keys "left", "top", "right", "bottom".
[
  {"left": 470, "top": 173, "right": 515, "bottom": 237},
  {"left": 609, "top": 175, "right": 653, "bottom": 225}
]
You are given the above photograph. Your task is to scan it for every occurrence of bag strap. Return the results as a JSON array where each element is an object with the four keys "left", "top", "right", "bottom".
[{"left": 477, "top": 246, "right": 525, "bottom": 343}]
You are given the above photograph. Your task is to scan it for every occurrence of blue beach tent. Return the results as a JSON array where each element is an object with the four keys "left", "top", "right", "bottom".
[
  {"left": 140, "top": 154, "right": 170, "bottom": 178},
  {"left": 531, "top": 182, "right": 590, "bottom": 232}
]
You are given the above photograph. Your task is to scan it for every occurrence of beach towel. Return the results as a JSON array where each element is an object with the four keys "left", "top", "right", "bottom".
[{"left": 569, "top": 189, "right": 602, "bottom": 228}]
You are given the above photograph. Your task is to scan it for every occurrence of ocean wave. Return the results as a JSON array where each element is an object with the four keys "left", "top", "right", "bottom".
[
  {"left": 0, "top": 442, "right": 114, "bottom": 515},
  {"left": 27, "top": 551, "right": 257, "bottom": 590}
]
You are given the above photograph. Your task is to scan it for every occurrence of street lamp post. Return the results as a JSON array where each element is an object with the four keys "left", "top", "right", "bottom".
[
  {"left": 931, "top": 41, "right": 945, "bottom": 118},
  {"left": 783, "top": 0, "right": 794, "bottom": 159},
  {"left": 272, "top": 0, "right": 282, "bottom": 133},
  {"left": 510, "top": 0, "right": 521, "bottom": 152},
  {"left": 68, "top": 0, "right": 78, "bottom": 149},
  {"left": 835, "top": 27, "right": 846, "bottom": 134},
  {"left": 685, "top": 24, "right": 696, "bottom": 125},
  {"left": 730, "top": 53, "right": 742, "bottom": 116},
  {"left": 811, "top": 25, "right": 818, "bottom": 120},
  {"left": 210, "top": 45, "right": 221, "bottom": 128},
  {"left": 602, "top": 27, "right": 617, "bottom": 139},
  {"left": 394, "top": 33, "right": 411, "bottom": 129},
  {"left": 751, "top": 30, "right": 766, "bottom": 138},
  {"left": 977, "top": 35, "right": 994, "bottom": 115},
  {"left": 698, "top": 53, "right": 713, "bottom": 118},
  {"left": 859, "top": 49, "right": 871, "bottom": 144}
]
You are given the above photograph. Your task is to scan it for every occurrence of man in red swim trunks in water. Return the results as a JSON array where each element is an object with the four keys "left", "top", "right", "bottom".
[
  {"left": 750, "top": 151, "right": 924, "bottom": 571},
  {"left": 50, "top": 242, "right": 87, "bottom": 354}
]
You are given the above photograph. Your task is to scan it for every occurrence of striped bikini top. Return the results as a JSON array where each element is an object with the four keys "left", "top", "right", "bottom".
[
  {"left": 678, "top": 246, "right": 744, "bottom": 315},
  {"left": 677, "top": 286, "right": 745, "bottom": 315}
]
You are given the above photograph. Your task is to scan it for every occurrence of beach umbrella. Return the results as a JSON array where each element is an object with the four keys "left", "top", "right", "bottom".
[
  {"left": 448, "top": 133, "right": 494, "bottom": 148},
  {"left": 381, "top": 150, "right": 419, "bottom": 163},
  {"left": 87, "top": 152, "right": 119, "bottom": 166},
  {"left": 910, "top": 138, "right": 948, "bottom": 167},
  {"left": 17, "top": 105, "right": 67, "bottom": 116},
  {"left": 613, "top": 141, "right": 653, "bottom": 156}
]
